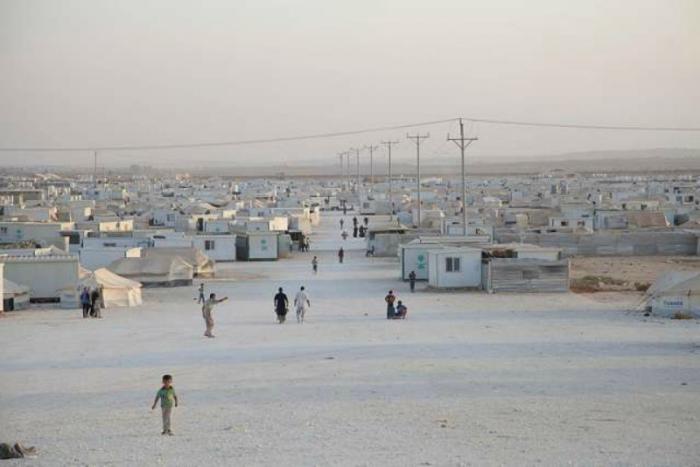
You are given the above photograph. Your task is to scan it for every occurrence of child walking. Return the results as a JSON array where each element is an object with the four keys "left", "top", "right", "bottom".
[{"left": 151, "top": 374, "right": 178, "bottom": 435}]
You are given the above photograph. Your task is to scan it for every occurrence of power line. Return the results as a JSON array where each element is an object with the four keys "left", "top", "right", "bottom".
[
  {"left": 2, "top": 115, "right": 698, "bottom": 154},
  {"left": 462, "top": 117, "right": 700, "bottom": 132},
  {"left": 0, "top": 118, "right": 457, "bottom": 153}
]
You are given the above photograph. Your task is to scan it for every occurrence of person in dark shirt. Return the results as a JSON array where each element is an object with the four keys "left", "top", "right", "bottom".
[
  {"left": 274, "top": 287, "right": 289, "bottom": 324},
  {"left": 90, "top": 288, "right": 101, "bottom": 318}
]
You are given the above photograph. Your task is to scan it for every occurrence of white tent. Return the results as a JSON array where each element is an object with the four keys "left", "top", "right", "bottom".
[
  {"left": 3, "top": 278, "right": 30, "bottom": 310},
  {"left": 142, "top": 247, "right": 215, "bottom": 277},
  {"left": 645, "top": 271, "right": 700, "bottom": 318},
  {"left": 79, "top": 268, "right": 143, "bottom": 307},
  {"left": 107, "top": 256, "right": 194, "bottom": 287}
]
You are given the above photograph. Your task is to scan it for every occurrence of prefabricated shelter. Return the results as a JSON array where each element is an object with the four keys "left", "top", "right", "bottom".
[
  {"left": 191, "top": 235, "right": 236, "bottom": 262},
  {"left": 107, "top": 256, "right": 194, "bottom": 287},
  {"left": 142, "top": 247, "right": 215, "bottom": 277},
  {"left": 2, "top": 278, "right": 30, "bottom": 310},
  {"left": 79, "top": 246, "right": 142, "bottom": 270},
  {"left": 235, "top": 232, "right": 279, "bottom": 260},
  {"left": 277, "top": 234, "right": 292, "bottom": 259},
  {"left": 79, "top": 267, "right": 143, "bottom": 307},
  {"left": 399, "top": 236, "right": 491, "bottom": 281},
  {"left": 644, "top": 271, "right": 700, "bottom": 318},
  {"left": 203, "top": 219, "right": 232, "bottom": 234},
  {"left": 399, "top": 242, "right": 444, "bottom": 281},
  {"left": 0, "top": 254, "right": 79, "bottom": 302},
  {"left": 367, "top": 226, "right": 417, "bottom": 257},
  {"left": 287, "top": 215, "right": 311, "bottom": 234},
  {"left": 427, "top": 247, "right": 483, "bottom": 289},
  {"left": 0, "top": 221, "right": 73, "bottom": 249}
]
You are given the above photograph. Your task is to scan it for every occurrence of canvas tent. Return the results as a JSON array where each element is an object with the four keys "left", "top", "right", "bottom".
[
  {"left": 3, "top": 278, "right": 30, "bottom": 310},
  {"left": 142, "top": 247, "right": 215, "bottom": 277},
  {"left": 79, "top": 267, "right": 143, "bottom": 307},
  {"left": 644, "top": 271, "right": 700, "bottom": 318},
  {"left": 107, "top": 256, "right": 194, "bottom": 287}
]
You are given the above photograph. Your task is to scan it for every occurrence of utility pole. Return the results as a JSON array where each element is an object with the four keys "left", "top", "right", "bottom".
[
  {"left": 93, "top": 150, "right": 98, "bottom": 190},
  {"left": 350, "top": 147, "right": 361, "bottom": 193},
  {"left": 406, "top": 133, "right": 430, "bottom": 228},
  {"left": 381, "top": 140, "right": 399, "bottom": 215},
  {"left": 346, "top": 149, "right": 351, "bottom": 190},
  {"left": 448, "top": 118, "right": 478, "bottom": 236},
  {"left": 356, "top": 147, "right": 361, "bottom": 191},
  {"left": 338, "top": 151, "right": 347, "bottom": 189},
  {"left": 365, "top": 144, "right": 379, "bottom": 191}
]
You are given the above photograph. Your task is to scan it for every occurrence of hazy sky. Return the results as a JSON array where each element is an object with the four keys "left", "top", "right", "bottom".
[{"left": 1, "top": 0, "right": 699, "bottom": 168}]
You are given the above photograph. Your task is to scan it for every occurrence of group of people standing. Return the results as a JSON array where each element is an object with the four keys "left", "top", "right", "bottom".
[
  {"left": 298, "top": 234, "right": 311, "bottom": 252},
  {"left": 80, "top": 287, "right": 103, "bottom": 319},
  {"left": 339, "top": 216, "right": 370, "bottom": 240}
]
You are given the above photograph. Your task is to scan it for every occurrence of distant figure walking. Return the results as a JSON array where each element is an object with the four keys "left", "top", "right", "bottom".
[
  {"left": 294, "top": 286, "right": 311, "bottom": 323},
  {"left": 274, "top": 287, "right": 289, "bottom": 324},
  {"left": 341, "top": 230, "right": 348, "bottom": 241},
  {"left": 363, "top": 217, "right": 369, "bottom": 227},
  {"left": 312, "top": 256, "right": 318, "bottom": 274},
  {"left": 90, "top": 288, "right": 101, "bottom": 318},
  {"left": 80, "top": 287, "right": 91, "bottom": 318},
  {"left": 151, "top": 374, "right": 178, "bottom": 436},
  {"left": 409, "top": 270, "right": 417, "bottom": 293},
  {"left": 353, "top": 216, "right": 358, "bottom": 228},
  {"left": 197, "top": 283, "right": 205, "bottom": 304},
  {"left": 202, "top": 293, "right": 228, "bottom": 338},
  {"left": 385, "top": 290, "right": 396, "bottom": 319},
  {"left": 338, "top": 247, "right": 344, "bottom": 263},
  {"left": 339, "top": 218, "right": 344, "bottom": 229}
]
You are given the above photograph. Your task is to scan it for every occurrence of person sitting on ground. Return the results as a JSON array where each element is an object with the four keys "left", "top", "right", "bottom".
[{"left": 394, "top": 300, "right": 408, "bottom": 319}]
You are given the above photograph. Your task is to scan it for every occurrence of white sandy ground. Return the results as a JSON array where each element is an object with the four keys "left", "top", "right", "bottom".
[{"left": 1, "top": 214, "right": 699, "bottom": 466}]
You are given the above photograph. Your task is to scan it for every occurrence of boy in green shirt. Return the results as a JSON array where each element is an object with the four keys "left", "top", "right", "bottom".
[{"left": 151, "top": 374, "right": 178, "bottom": 435}]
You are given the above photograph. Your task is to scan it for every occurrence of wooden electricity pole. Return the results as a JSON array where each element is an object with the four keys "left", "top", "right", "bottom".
[
  {"left": 381, "top": 140, "right": 399, "bottom": 214},
  {"left": 406, "top": 133, "right": 430, "bottom": 228},
  {"left": 365, "top": 144, "right": 379, "bottom": 190},
  {"left": 448, "top": 118, "right": 478, "bottom": 236}
]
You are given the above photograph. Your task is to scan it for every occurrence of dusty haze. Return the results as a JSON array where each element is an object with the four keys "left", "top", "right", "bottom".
[{"left": 1, "top": 0, "right": 699, "bottom": 168}]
